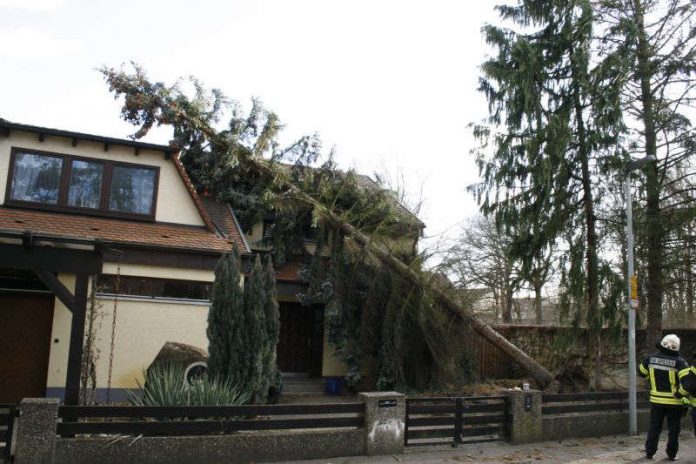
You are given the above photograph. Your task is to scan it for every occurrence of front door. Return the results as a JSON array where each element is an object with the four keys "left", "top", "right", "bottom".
[
  {"left": 277, "top": 302, "right": 315, "bottom": 374},
  {"left": 0, "top": 291, "right": 55, "bottom": 402}
]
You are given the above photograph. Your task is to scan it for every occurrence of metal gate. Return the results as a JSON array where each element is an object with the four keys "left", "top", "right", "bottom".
[
  {"left": 0, "top": 403, "right": 17, "bottom": 463},
  {"left": 405, "top": 396, "right": 507, "bottom": 447}
]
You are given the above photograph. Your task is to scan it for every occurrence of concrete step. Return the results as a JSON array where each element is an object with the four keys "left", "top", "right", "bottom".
[{"left": 282, "top": 377, "right": 325, "bottom": 395}]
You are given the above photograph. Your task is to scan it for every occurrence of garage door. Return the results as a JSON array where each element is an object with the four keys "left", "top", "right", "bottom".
[{"left": 0, "top": 292, "right": 54, "bottom": 402}]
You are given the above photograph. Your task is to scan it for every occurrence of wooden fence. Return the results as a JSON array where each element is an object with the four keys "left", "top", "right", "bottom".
[
  {"left": 57, "top": 403, "right": 364, "bottom": 437},
  {"left": 0, "top": 404, "right": 16, "bottom": 464},
  {"left": 541, "top": 390, "right": 650, "bottom": 415},
  {"left": 405, "top": 396, "right": 507, "bottom": 447}
]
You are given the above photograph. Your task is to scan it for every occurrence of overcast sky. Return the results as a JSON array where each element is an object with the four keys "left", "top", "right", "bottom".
[{"left": 0, "top": 0, "right": 500, "bottom": 249}]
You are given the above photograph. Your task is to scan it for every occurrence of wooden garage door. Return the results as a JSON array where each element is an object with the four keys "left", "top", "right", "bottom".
[{"left": 0, "top": 292, "right": 54, "bottom": 402}]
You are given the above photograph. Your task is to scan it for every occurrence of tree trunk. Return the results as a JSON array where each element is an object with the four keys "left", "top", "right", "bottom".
[
  {"left": 570, "top": 40, "right": 601, "bottom": 390},
  {"left": 687, "top": 227, "right": 694, "bottom": 316},
  {"left": 263, "top": 161, "right": 556, "bottom": 388},
  {"left": 503, "top": 285, "right": 513, "bottom": 324},
  {"left": 633, "top": 0, "right": 663, "bottom": 349},
  {"left": 534, "top": 282, "right": 543, "bottom": 325}
]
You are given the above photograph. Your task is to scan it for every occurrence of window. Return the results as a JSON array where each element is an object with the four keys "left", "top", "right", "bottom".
[
  {"left": 96, "top": 275, "right": 212, "bottom": 301},
  {"left": 68, "top": 159, "right": 103, "bottom": 209},
  {"left": 9, "top": 152, "right": 63, "bottom": 204},
  {"left": 6, "top": 148, "right": 159, "bottom": 219},
  {"left": 108, "top": 165, "right": 155, "bottom": 214}
]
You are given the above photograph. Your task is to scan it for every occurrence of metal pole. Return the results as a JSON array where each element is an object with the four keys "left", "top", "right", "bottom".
[{"left": 626, "top": 175, "right": 638, "bottom": 435}]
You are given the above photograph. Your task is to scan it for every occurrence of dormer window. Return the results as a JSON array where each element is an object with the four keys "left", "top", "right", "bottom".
[{"left": 6, "top": 147, "right": 159, "bottom": 220}]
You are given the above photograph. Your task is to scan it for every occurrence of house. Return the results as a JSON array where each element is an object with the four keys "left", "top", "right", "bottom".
[
  {"left": 0, "top": 118, "right": 249, "bottom": 404},
  {"left": 0, "top": 118, "right": 425, "bottom": 403}
]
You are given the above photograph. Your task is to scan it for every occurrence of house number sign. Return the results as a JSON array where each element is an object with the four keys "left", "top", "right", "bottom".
[
  {"left": 524, "top": 394, "right": 532, "bottom": 412},
  {"left": 378, "top": 399, "right": 397, "bottom": 408}
]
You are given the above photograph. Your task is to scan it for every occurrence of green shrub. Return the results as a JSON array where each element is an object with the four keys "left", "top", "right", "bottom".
[
  {"left": 188, "top": 376, "right": 249, "bottom": 406},
  {"left": 126, "top": 363, "right": 249, "bottom": 407}
]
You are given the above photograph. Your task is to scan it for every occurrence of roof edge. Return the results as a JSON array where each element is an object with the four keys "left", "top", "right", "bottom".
[
  {"left": 0, "top": 118, "right": 176, "bottom": 154},
  {"left": 171, "top": 156, "right": 216, "bottom": 233}
]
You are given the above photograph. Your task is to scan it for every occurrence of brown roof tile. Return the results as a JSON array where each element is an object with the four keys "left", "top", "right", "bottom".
[
  {"left": 200, "top": 197, "right": 251, "bottom": 254},
  {"left": 0, "top": 207, "right": 237, "bottom": 253},
  {"left": 275, "top": 261, "right": 304, "bottom": 282}
]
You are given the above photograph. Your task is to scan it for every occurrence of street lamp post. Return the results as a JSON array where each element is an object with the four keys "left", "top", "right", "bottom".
[{"left": 625, "top": 154, "right": 656, "bottom": 435}]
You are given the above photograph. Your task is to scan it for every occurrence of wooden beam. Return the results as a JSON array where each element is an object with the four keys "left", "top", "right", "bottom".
[
  {"left": 64, "top": 273, "right": 89, "bottom": 405},
  {"left": 134, "top": 147, "right": 140, "bottom": 156},
  {"left": 38, "top": 133, "right": 45, "bottom": 142},
  {"left": 33, "top": 268, "right": 76, "bottom": 312},
  {"left": 71, "top": 137, "right": 78, "bottom": 147},
  {"left": 0, "top": 243, "right": 103, "bottom": 274},
  {"left": 103, "top": 143, "right": 109, "bottom": 152}
]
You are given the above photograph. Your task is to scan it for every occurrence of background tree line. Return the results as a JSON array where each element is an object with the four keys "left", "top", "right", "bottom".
[{"left": 463, "top": 0, "right": 696, "bottom": 387}]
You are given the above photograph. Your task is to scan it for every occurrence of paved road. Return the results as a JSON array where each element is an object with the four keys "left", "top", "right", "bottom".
[{"left": 279, "top": 433, "right": 696, "bottom": 463}]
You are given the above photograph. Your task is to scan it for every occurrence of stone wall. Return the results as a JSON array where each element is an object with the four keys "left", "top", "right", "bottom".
[
  {"left": 542, "top": 410, "right": 651, "bottom": 441},
  {"left": 467, "top": 326, "right": 696, "bottom": 389},
  {"left": 55, "top": 430, "right": 364, "bottom": 464}
]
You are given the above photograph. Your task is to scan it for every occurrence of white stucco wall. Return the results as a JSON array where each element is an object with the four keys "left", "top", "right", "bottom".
[
  {"left": 0, "top": 130, "right": 204, "bottom": 226},
  {"left": 46, "top": 264, "right": 214, "bottom": 390}
]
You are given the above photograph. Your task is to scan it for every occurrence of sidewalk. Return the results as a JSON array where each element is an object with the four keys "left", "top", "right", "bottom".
[{"left": 279, "top": 433, "right": 696, "bottom": 463}]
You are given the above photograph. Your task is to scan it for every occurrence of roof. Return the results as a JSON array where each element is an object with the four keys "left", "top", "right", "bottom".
[
  {"left": 200, "top": 197, "right": 251, "bottom": 254},
  {"left": 0, "top": 118, "right": 175, "bottom": 154},
  {"left": 275, "top": 261, "right": 303, "bottom": 282},
  {"left": 0, "top": 207, "right": 238, "bottom": 253}
]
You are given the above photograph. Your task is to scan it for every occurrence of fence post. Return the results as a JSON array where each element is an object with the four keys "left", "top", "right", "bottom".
[
  {"left": 504, "top": 390, "right": 542, "bottom": 444},
  {"left": 453, "top": 398, "right": 463, "bottom": 447},
  {"left": 359, "top": 392, "right": 405, "bottom": 456},
  {"left": 13, "top": 398, "right": 59, "bottom": 464}
]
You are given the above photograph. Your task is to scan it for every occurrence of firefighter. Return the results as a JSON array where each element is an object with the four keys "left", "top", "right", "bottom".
[
  {"left": 639, "top": 334, "right": 689, "bottom": 461},
  {"left": 676, "top": 353, "right": 696, "bottom": 436}
]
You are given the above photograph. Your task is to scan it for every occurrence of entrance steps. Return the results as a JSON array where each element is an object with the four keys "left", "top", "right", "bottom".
[{"left": 282, "top": 376, "right": 325, "bottom": 395}]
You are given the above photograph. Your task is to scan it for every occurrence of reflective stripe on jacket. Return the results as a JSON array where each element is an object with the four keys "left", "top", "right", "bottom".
[
  {"left": 677, "top": 366, "right": 696, "bottom": 406},
  {"left": 639, "top": 349, "right": 689, "bottom": 406}
]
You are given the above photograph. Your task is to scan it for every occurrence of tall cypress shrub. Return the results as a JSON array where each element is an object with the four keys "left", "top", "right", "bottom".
[
  {"left": 243, "top": 255, "right": 268, "bottom": 403},
  {"left": 207, "top": 246, "right": 245, "bottom": 384},
  {"left": 262, "top": 258, "right": 282, "bottom": 401}
]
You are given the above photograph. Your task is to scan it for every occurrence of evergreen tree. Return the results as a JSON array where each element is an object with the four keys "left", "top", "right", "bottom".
[
  {"left": 472, "top": 0, "right": 625, "bottom": 387},
  {"left": 207, "top": 246, "right": 245, "bottom": 384},
  {"left": 596, "top": 0, "right": 696, "bottom": 349},
  {"left": 101, "top": 64, "right": 556, "bottom": 388},
  {"left": 243, "top": 255, "right": 269, "bottom": 403},
  {"left": 262, "top": 257, "right": 282, "bottom": 402}
]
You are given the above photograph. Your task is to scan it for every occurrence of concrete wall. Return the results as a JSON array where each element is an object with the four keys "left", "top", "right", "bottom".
[
  {"left": 14, "top": 393, "right": 407, "bottom": 464},
  {"left": 542, "top": 410, "right": 651, "bottom": 441},
  {"left": 55, "top": 430, "right": 364, "bottom": 464},
  {"left": 0, "top": 130, "right": 204, "bottom": 226}
]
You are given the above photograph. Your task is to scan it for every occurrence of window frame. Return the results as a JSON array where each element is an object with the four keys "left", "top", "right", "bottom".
[{"left": 5, "top": 147, "right": 160, "bottom": 221}]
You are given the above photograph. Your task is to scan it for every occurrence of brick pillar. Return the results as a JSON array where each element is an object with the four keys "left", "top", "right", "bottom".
[
  {"left": 359, "top": 391, "right": 405, "bottom": 456},
  {"left": 504, "top": 390, "right": 543, "bottom": 444},
  {"left": 14, "top": 398, "right": 59, "bottom": 464}
]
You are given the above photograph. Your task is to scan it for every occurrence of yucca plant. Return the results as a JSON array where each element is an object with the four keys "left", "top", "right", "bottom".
[
  {"left": 126, "top": 363, "right": 189, "bottom": 407},
  {"left": 188, "top": 376, "right": 249, "bottom": 407},
  {"left": 126, "top": 362, "right": 250, "bottom": 408}
]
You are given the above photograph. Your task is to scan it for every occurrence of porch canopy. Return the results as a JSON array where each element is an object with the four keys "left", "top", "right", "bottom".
[{"left": 0, "top": 229, "right": 103, "bottom": 405}]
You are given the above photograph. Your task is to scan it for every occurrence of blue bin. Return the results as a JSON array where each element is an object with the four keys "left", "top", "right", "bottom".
[{"left": 325, "top": 377, "right": 343, "bottom": 394}]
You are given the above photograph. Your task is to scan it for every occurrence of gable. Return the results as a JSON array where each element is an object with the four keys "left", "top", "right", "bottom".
[{"left": 0, "top": 127, "right": 205, "bottom": 227}]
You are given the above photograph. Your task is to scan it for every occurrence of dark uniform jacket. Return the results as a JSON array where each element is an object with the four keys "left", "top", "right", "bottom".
[
  {"left": 639, "top": 345, "right": 689, "bottom": 406},
  {"left": 677, "top": 365, "right": 696, "bottom": 406}
]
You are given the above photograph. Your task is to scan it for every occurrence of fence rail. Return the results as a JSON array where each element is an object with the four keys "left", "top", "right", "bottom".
[
  {"left": 57, "top": 402, "right": 364, "bottom": 437},
  {"left": 542, "top": 390, "right": 650, "bottom": 415},
  {"left": 0, "top": 404, "right": 17, "bottom": 464},
  {"left": 405, "top": 396, "right": 507, "bottom": 447}
]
